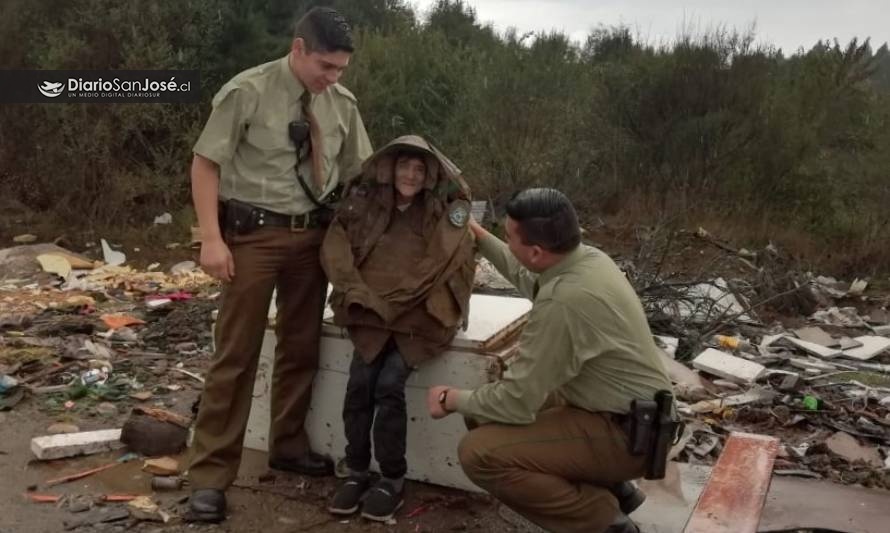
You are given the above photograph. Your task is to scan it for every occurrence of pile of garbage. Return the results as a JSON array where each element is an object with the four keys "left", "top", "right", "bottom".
[{"left": 622, "top": 228, "right": 890, "bottom": 488}]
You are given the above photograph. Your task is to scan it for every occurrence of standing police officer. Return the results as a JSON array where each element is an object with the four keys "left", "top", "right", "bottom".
[{"left": 186, "top": 7, "right": 372, "bottom": 522}]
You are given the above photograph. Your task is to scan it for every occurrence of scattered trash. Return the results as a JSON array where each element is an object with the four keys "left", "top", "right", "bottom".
[
  {"left": 12, "top": 234, "right": 38, "bottom": 244},
  {"left": 153, "top": 213, "right": 173, "bottom": 225},
  {"left": 44, "top": 453, "right": 138, "bottom": 486},
  {"left": 793, "top": 327, "right": 839, "bottom": 348},
  {"left": 692, "top": 348, "right": 766, "bottom": 384},
  {"left": 824, "top": 431, "right": 883, "bottom": 468},
  {"left": 811, "top": 306, "right": 868, "bottom": 328},
  {"left": 128, "top": 495, "right": 172, "bottom": 522},
  {"left": 654, "top": 335, "right": 679, "bottom": 358},
  {"left": 687, "top": 387, "right": 777, "bottom": 414},
  {"left": 840, "top": 336, "right": 890, "bottom": 361},
  {"left": 802, "top": 395, "right": 823, "bottom": 411},
  {"left": 781, "top": 336, "right": 842, "bottom": 359},
  {"left": 151, "top": 475, "right": 184, "bottom": 491},
  {"left": 36, "top": 254, "right": 73, "bottom": 280},
  {"left": 143, "top": 456, "right": 179, "bottom": 476},
  {"left": 100, "top": 314, "right": 145, "bottom": 330},
  {"left": 31, "top": 429, "right": 124, "bottom": 460},
  {"left": 100, "top": 239, "right": 126, "bottom": 266},
  {"left": 170, "top": 261, "right": 196, "bottom": 275}
]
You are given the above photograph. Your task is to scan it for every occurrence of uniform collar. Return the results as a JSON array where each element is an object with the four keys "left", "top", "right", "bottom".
[
  {"left": 537, "top": 245, "right": 587, "bottom": 288},
  {"left": 280, "top": 54, "right": 307, "bottom": 102}
]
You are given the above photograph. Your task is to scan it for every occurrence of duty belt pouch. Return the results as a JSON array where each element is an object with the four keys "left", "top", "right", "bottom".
[
  {"left": 220, "top": 198, "right": 260, "bottom": 238},
  {"left": 628, "top": 399, "right": 657, "bottom": 456}
]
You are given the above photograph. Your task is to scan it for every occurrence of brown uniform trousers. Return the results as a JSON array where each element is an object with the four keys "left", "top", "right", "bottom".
[
  {"left": 187, "top": 227, "right": 327, "bottom": 489},
  {"left": 458, "top": 406, "right": 646, "bottom": 533}
]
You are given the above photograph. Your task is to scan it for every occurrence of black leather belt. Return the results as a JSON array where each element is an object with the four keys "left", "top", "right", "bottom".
[{"left": 255, "top": 207, "right": 330, "bottom": 231}]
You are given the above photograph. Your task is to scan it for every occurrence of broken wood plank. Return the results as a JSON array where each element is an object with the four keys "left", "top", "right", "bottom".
[
  {"left": 684, "top": 432, "right": 779, "bottom": 533},
  {"left": 691, "top": 349, "right": 765, "bottom": 385},
  {"left": 688, "top": 388, "right": 777, "bottom": 414},
  {"left": 30, "top": 429, "right": 123, "bottom": 460}
]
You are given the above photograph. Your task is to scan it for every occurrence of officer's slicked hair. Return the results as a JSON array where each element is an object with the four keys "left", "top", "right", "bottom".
[
  {"left": 293, "top": 7, "right": 354, "bottom": 53},
  {"left": 506, "top": 188, "right": 581, "bottom": 254}
]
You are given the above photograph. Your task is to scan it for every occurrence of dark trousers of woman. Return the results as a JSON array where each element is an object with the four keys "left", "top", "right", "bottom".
[{"left": 342, "top": 344, "right": 412, "bottom": 479}]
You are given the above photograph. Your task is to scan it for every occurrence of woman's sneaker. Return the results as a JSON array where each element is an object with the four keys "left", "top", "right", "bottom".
[
  {"left": 360, "top": 480, "right": 404, "bottom": 522},
  {"left": 328, "top": 475, "right": 370, "bottom": 515}
]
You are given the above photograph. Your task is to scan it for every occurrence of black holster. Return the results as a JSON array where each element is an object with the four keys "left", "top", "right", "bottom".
[
  {"left": 626, "top": 389, "right": 682, "bottom": 480},
  {"left": 646, "top": 390, "right": 682, "bottom": 480}
]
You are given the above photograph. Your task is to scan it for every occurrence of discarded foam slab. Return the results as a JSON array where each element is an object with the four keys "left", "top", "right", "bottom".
[
  {"left": 692, "top": 348, "right": 766, "bottom": 385},
  {"left": 792, "top": 327, "right": 839, "bottom": 348},
  {"left": 31, "top": 429, "right": 123, "bottom": 460},
  {"left": 783, "top": 337, "right": 841, "bottom": 359},
  {"left": 654, "top": 335, "right": 679, "bottom": 359},
  {"left": 840, "top": 336, "right": 890, "bottom": 361}
]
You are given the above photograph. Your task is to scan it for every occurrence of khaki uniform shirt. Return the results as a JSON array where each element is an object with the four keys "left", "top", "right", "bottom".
[
  {"left": 193, "top": 55, "right": 373, "bottom": 215},
  {"left": 454, "top": 234, "right": 673, "bottom": 425}
]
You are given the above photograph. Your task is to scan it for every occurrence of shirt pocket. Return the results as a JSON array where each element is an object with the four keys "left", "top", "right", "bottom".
[
  {"left": 322, "top": 123, "right": 346, "bottom": 167},
  {"left": 245, "top": 124, "right": 289, "bottom": 151}
]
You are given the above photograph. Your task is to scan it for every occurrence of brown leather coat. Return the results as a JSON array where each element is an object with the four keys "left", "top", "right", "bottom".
[{"left": 320, "top": 135, "right": 476, "bottom": 366}]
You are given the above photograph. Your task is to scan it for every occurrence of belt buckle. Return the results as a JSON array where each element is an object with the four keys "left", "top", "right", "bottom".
[{"left": 289, "top": 213, "right": 309, "bottom": 232}]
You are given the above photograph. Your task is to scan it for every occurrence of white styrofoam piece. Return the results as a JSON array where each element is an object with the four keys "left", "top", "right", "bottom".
[
  {"left": 692, "top": 348, "right": 766, "bottom": 384},
  {"left": 271, "top": 290, "right": 532, "bottom": 353},
  {"left": 31, "top": 429, "right": 123, "bottom": 460},
  {"left": 654, "top": 335, "right": 679, "bottom": 359},
  {"left": 840, "top": 336, "right": 890, "bottom": 361},
  {"left": 784, "top": 336, "right": 841, "bottom": 359}
]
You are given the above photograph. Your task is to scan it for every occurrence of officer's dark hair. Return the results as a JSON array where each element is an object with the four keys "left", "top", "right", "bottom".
[
  {"left": 293, "top": 7, "right": 354, "bottom": 53},
  {"left": 505, "top": 188, "right": 581, "bottom": 254}
]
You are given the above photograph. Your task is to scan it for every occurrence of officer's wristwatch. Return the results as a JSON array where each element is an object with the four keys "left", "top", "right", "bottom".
[{"left": 438, "top": 389, "right": 449, "bottom": 411}]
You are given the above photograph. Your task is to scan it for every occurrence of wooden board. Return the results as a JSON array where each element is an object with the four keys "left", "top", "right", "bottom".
[{"left": 684, "top": 432, "right": 779, "bottom": 533}]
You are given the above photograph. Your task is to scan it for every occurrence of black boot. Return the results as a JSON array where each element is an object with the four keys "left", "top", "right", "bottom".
[
  {"left": 610, "top": 481, "right": 646, "bottom": 515},
  {"left": 269, "top": 450, "right": 334, "bottom": 476},
  {"left": 604, "top": 512, "right": 640, "bottom": 533},
  {"left": 185, "top": 489, "right": 226, "bottom": 523}
]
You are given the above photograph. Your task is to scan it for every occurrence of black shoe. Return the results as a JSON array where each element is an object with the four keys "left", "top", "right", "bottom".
[
  {"left": 185, "top": 489, "right": 226, "bottom": 523},
  {"left": 610, "top": 481, "right": 646, "bottom": 515},
  {"left": 269, "top": 451, "right": 334, "bottom": 477},
  {"left": 360, "top": 480, "right": 403, "bottom": 522},
  {"left": 328, "top": 475, "right": 371, "bottom": 515},
  {"left": 604, "top": 512, "right": 641, "bottom": 533}
]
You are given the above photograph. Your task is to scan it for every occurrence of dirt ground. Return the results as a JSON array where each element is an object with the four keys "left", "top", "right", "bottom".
[{"left": 0, "top": 390, "right": 512, "bottom": 533}]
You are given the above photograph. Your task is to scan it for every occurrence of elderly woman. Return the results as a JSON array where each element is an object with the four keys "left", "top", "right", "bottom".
[{"left": 320, "top": 135, "right": 475, "bottom": 522}]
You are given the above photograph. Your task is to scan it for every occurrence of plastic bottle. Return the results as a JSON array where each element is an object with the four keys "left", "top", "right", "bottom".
[
  {"left": 0, "top": 374, "right": 18, "bottom": 393},
  {"left": 712, "top": 335, "right": 754, "bottom": 352}
]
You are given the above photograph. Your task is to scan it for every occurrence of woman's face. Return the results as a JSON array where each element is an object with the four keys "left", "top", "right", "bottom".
[{"left": 394, "top": 155, "right": 426, "bottom": 201}]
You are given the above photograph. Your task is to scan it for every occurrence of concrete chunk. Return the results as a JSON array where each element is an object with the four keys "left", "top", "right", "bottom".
[
  {"left": 840, "top": 336, "right": 890, "bottom": 361},
  {"left": 31, "top": 429, "right": 123, "bottom": 460},
  {"left": 692, "top": 348, "right": 766, "bottom": 384}
]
